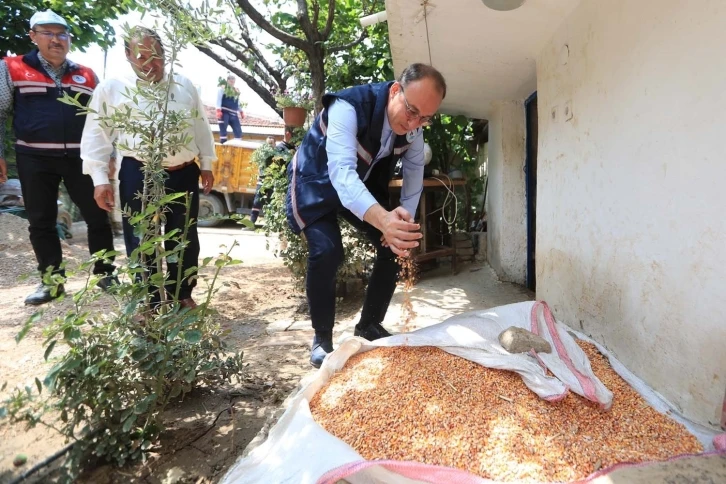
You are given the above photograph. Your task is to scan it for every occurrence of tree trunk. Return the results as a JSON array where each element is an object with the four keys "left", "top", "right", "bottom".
[{"left": 308, "top": 45, "right": 326, "bottom": 115}]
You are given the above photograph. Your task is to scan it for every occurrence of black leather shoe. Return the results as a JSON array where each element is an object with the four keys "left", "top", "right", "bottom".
[
  {"left": 310, "top": 334, "right": 334, "bottom": 368},
  {"left": 96, "top": 275, "right": 120, "bottom": 292},
  {"left": 25, "top": 283, "right": 65, "bottom": 306},
  {"left": 354, "top": 323, "right": 392, "bottom": 341}
]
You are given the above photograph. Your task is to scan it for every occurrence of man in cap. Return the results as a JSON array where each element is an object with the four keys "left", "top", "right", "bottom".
[{"left": 0, "top": 9, "right": 117, "bottom": 305}]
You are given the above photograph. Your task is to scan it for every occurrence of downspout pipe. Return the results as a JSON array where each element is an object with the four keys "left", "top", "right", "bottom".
[{"left": 359, "top": 11, "right": 387, "bottom": 28}]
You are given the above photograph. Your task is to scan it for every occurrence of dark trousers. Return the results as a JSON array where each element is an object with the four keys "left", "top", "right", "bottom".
[
  {"left": 302, "top": 209, "right": 400, "bottom": 332},
  {"left": 219, "top": 112, "right": 242, "bottom": 142},
  {"left": 16, "top": 152, "right": 115, "bottom": 277},
  {"left": 250, "top": 175, "right": 271, "bottom": 224},
  {"left": 118, "top": 157, "right": 200, "bottom": 300}
]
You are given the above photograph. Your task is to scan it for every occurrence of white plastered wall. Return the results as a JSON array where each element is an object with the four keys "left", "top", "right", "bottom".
[
  {"left": 536, "top": 0, "right": 726, "bottom": 427},
  {"left": 486, "top": 101, "right": 527, "bottom": 285}
]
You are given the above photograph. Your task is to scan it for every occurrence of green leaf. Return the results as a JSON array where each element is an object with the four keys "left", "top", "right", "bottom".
[
  {"left": 84, "top": 364, "right": 100, "bottom": 377},
  {"left": 44, "top": 340, "right": 57, "bottom": 361},
  {"left": 169, "top": 382, "right": 183, "bottom": 398},
  {"left": 184, "top": 368, "right": 196, "bottom": 383},
  {"left": 16, "top": 312, "right": 42, "bottom": 343},
  {"left": 167, "top": 326, "right": 181, "bottom": 342},
  {"left": 184, "top": 330, "right": 202, "bottom": 344},
  {"left": 35, "top": 377, "right": 42, "bottom": 394},
  {"left": 131, "top": 348, "right": 149, "bottom": 361},
  {"left": 122, "top": 414, "right": 137, "bottom": 433}
]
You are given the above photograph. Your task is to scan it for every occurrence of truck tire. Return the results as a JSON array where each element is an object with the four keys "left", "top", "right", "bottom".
[
  {"left": 57, "top": 209, "right": 73, "bottom": 239},
  {"left": 198, "top": 192, "right": 226, "bottom": 227}
]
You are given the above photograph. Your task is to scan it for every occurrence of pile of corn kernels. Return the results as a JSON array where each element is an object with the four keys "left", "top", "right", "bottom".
[{"left": 309, "top": 343, "right": 703, "bottom": 482}]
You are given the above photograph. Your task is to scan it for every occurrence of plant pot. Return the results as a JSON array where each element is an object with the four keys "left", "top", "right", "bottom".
[{"left": 283, "top": 107, "right": 308, "bottom": 127}]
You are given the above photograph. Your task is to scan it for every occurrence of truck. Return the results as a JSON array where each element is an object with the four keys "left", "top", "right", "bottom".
[{"left": 198, "top": 140, "right": 264, "bottom": 227}]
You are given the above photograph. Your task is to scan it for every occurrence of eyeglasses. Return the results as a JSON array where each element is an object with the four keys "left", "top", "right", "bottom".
[
  {"left": 32, "top": 30, "right": 71, "bottom": 42},
  {"left": 399, "top": 85, "right": 435, "bottom": 126}
]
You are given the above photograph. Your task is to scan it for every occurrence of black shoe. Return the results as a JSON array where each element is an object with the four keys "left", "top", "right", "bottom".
[
  {"left": 310, "top": 334, "right": 334, "bottom": 368},
  {"left": 354, "top": 323, "right": 392, "bottom": 341},
  {"left": 96, "top": 275, "right": 120, "bottom": 292},
  {"left": 25, "top": 283, "right": 65, "bottom": 306}
]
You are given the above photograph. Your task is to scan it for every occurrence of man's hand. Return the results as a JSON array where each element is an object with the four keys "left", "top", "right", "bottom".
[
  {"left": 239, "top": 110, "right": 245, "bottom": 120},
  {"left": 216, "top": 108, "right": 223, "bottom": 121},
  {"left": 94, "top": 184, "right": 115, "bottom": 212},
  {"left": 0, "top": 157, "right": 7, "bottom": 183},
  {"left": 201, "top": 170, "right": 214, "bottom": 195},
  {"left": 364, "top": 205, "right": 421, "bottom": 257}
]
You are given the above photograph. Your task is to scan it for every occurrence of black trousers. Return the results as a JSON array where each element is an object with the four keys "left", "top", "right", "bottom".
[
  {"left": 16, "top": 152, "right": 115, "bottom": 277},
  {"left": 118, "top": 157, "right": 200, "bottom": 300},
  {"left": 250, "top": 176, "right": 271, "bottom": 223},
  {"left": 302, "top": 209, "right": 401, "bottom": 332}
]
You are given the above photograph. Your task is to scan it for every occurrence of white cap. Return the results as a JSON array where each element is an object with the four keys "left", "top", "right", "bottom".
[{"left": 30, "top": 10, "right": 69, "bottom": 29}]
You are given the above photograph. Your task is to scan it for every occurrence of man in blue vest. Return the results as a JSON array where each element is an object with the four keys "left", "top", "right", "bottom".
[
  {"left": 0, "top": 10, "right": 116, "bottom": 305},
  {"left": 287, "top": 63, "right": 447, "bottom": 367},
  {"left": 216, "top": 74, "right": 244, "bottom": 143}
]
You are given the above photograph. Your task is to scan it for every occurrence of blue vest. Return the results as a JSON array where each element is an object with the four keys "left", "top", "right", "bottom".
[
  {"left": 286, "top": 82, "right": 415, "bottom": 233},
  {"left": 220, "top": 89, "right": 240, "bottom": 115},
  {"left": 5, "top": 50, "right": 96, "bottom": 158}
]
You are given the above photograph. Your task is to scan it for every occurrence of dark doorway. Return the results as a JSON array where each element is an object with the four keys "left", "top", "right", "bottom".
[{"left": 525, "top": 92, "right": 538, "bottom": 291}]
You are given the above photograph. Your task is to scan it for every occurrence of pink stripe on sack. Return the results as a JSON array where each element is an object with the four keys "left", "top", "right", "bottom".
[
  {"left": 714, "top": 433, "right": 726, "bottom": 451},
  {"left": 531, "top": 301, "right": 601, "bottom": 406},
  {"left": 317, "top": 460, "right": 491, "bottom": 484},
  {"left": 572, "top": 449, "right": 726, "bottom": 483}
]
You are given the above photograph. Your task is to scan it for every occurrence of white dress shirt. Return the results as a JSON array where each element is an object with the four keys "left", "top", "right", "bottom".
[
  {"left": 325, "top": 99, "right": 424, "bottom": 220},
  {"left": 81, "top": 73, "right": 217, "bottom": 186}
]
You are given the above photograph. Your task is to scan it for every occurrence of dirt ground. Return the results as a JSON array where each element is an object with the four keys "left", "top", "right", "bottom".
[
  {"left": 0, "top": 217, "right": 374, "bottom": 483},
  {"left": 2, "top": 215, "right": 531, "bottom": 484},
  {"left": 4, "top": 215, "right": 722, "bottom": 483}
]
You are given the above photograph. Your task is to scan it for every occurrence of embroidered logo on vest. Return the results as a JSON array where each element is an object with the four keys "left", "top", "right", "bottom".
[{"left": 72, "top": 74, "right": 87, "bottom": 84}]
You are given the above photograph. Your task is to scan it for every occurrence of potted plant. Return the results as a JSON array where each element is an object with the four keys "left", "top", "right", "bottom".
[{"left": 274, "top": 90, "right": 315, "bottom": 127}]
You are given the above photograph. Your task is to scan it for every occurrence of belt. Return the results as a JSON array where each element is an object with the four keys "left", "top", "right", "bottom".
[{"left": 165, "top": 160, "right": 196, "bottom": 172}]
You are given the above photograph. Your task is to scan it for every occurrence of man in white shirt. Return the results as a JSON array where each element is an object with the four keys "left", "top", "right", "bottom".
[{"left": 81, "top": 27, "right": 216, "bottom": 309}]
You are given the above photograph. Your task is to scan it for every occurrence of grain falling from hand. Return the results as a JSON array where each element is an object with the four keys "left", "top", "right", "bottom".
[{"left": 397, "top": 256, "right": 418, "bottom": 332}]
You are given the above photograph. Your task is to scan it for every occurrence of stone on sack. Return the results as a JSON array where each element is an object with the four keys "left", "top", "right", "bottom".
[{"left": 498, "top": 326, "right": 552, "bottom": 354}]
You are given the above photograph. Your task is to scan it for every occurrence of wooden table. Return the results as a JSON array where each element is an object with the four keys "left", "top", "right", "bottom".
[{"left": 389, "top": 177, "right": 467, "bottom": 273}]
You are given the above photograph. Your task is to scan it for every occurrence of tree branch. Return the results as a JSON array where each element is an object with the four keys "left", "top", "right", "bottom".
[
  {"left": 231, "top": 15, "right": 287, "bottom": 88},
  {"left": 194, "top": 44, "right": 283, "bottom": 114},
  {"left": 235, "top": 0, "right": 309, "bottom": 51},
  {"left": 328, "top": 30, "right": 368, "bottom": 54},
  {"left": 213, "top": 38, "right": 276, "bottom": 87},
  {"left": 312, "top": 0, "right": 320, "bottom": 31},
  {"left": 322, "top": 0, "right": 336, "bottom": 38},
  {"left": 296, "top": 0, "right": 316, "bottom": 41}
]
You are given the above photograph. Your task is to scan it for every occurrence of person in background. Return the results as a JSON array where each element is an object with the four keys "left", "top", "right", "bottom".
[
  {"left": 250, "top": 126, "right": 295, "bottom": 225},
  {"left": 81, "top": 26, "right": 216, "bottom": 309},
  {"left": 216, "top": 74, "right": 244, "bottom": 143},
  {"left": 0, "top": 9, "right": 116, "bottom": 305},
  {"left": 287, "top": 63, "right": 446, "bottom": 367}
]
